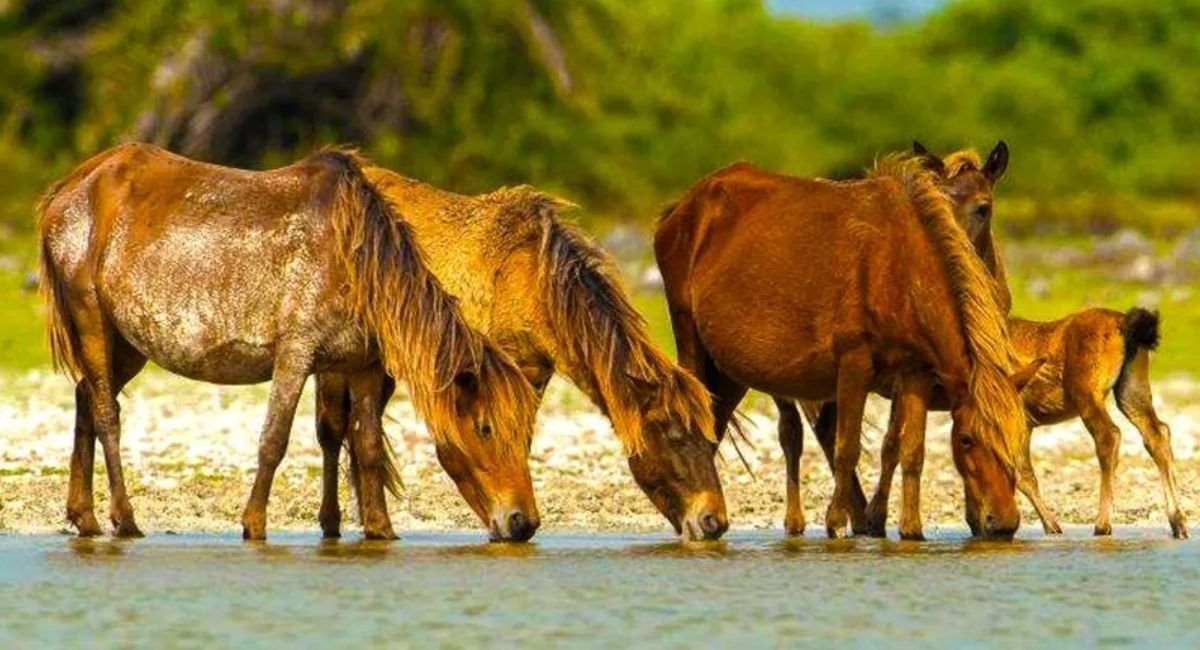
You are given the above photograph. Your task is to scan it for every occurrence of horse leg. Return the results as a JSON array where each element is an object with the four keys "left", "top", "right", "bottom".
[
  {"left": 810, "top": 402, "right": 869, "bottom": 534},
  {"left": 865, "top": 399, "right": 902, "bottom": 538},
  {"left": 315, "top": 373, "right": 350, "bottom": 539},
  {"left": 1115, "top": 355, "right": 1188, "bottom": 538},
  {"left": 241, "top": 348, "right": 313, "bottom": 541},
  {"left": 894, "top": 374, "right": 932, "bottom": 541},
  {"left": 1014, "top": 425, "right": 1062, "bottom": 535},
  {"left": 347, "top": 370, "right": 398, "bottom": 540},
  {"left": 67, "top": 342, "right": 147, "bottom": 537},
  {"left": 1075, "top": 391, "right": 1121, "bottom": 536},
  {"left": 69, "top": 296, "right": 146, "bottom": 538},
  {"left": 826, "top": 347, "right": 873, "bottom": 539},
  {"left": 775, "top": 398, "right": 806, "bottom": 537}
]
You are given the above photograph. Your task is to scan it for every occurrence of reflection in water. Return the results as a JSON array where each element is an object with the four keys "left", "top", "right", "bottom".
[{"left": 4, "top": 529, "right": 1195, "bottom": 648}]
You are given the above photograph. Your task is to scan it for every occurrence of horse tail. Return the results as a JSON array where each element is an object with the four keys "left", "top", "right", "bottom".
[
  {"left": 1121, "top": 307, "right": 1160, "bottom": 358},
  {"left": 35, "top": 146, "right": 125, "bottom": 379}
]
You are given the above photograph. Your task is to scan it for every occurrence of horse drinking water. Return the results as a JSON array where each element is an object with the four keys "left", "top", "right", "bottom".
[
  {"left": 320, "top": 169, "right": 728, "bottom": 541},
  {"left": 37, "top": 143, "right": 539, "bottom": 540},
  {"left": 656, "top": 155, "right": 1042, "bottom": 539}
]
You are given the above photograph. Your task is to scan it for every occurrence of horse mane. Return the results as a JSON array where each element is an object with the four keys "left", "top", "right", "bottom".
[
  {"left": 943, "top": 149, "right": 982, "bottom": 178},
  {"left": 487, "top": 187, "right": 713, "bottom": 454},
  {"left": 870, "top": 154, "right": 1024, "bottom": 465},
  {"left": 321, "top": 148, "right": 537, "bottom": 452}
]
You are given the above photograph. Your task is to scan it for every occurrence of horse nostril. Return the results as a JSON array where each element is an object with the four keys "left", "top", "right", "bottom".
[
  {"left": 699, "top": 512, "right": 728, "bottom": 539},
  {"left": 507, "top": 511, "right": 538, "bottom": 542}
]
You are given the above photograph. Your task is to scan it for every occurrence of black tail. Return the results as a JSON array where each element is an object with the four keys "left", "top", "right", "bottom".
[{"left": 1122, "top": 307, "right": 1160, "bottom": 360}]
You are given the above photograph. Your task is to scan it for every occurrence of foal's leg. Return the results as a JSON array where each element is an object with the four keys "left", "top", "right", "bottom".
[
  {"left": 315, "top": 373, "right": 350, "bottom": 539},
  {"left": 66, "top": 345, "right": 147, "bottom": 537},
  {"left": 808, "top": 402, "right": 869, "bottom": 534},
  {"left": 894, "top": 374, "right": 932, "bottom": 541},
  {"left": 347, "top": 370, "right": 398, "bottom": 540},
  {"left": 241, "top": 348, "right": 314, "bottom": 541},
  {"left": 826, "top": 347, "right": 873, "bottom": 539},
  {"left": 1115, "top": 353, "right": 1188, "bottom": 538},
  {"left": 1014, "top": 429, "right": 1063, "bottom": 535},
  {"left": 1073, "top": 390, "right": 1122, "bottom": 536},
  {"left": 775, "top": 398, "right": 806, "bottom": 536},
  {"left": 866, "top": 400, "right": 903, "bottom": 538}
]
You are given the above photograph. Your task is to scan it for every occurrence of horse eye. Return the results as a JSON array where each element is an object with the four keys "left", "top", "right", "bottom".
[
  {"left": 959, "top": 434, "right": 976, "bottom": 450},
  {"left": 478, "top": 422, "right": 493, "bottom": 438},
  {"left": 974, "top": 204, "right": 992, "bottom": 220}
]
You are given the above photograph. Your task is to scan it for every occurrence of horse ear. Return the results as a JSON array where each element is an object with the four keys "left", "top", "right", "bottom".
[
  {"left": 913, "top": 140, "right": 945, "bottom": 175},
  {"left": 984, "top": 140, "right": 1009, "bottom": 181},
  {"left": 1009, "top": 357, "right": 1045, "bottom": 393},
  {"left": 452, "top": 370, "right": 482, "bottom": 413}
]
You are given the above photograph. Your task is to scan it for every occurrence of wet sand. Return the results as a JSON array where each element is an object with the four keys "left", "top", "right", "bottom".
[{"left": 2, "top": 369, "right": 1198, "bottom": 537}]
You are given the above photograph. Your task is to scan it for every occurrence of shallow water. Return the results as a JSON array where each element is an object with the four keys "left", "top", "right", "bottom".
[{"left": 0, "top": 528, "right": 1194, "bottom": 649}]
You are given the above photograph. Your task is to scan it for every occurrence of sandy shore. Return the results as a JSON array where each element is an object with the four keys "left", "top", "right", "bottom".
[{"left": 2, "top": 369, "right": 1198, "bottom": 537}]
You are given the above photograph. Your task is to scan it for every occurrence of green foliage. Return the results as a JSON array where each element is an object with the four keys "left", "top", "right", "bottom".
[{"left": 2, "top": 0, "right": 1199, "bottom": 227}]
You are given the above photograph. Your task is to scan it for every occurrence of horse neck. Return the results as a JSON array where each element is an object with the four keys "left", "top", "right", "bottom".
[
  {"left": 973, "top": 228, "right": 1012, "bottom": 314},
  {"left": 910, "top": 275, "right": 974, "bottom": 398}
]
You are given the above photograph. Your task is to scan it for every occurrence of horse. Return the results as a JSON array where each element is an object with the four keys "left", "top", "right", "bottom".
[
  {"left": 783, "top": 141, "right": 1016, "bottom": 539},
  {"left": 317, "top": 169, "right": 728, "bottom": 541},
  {"left": 37, "top": 143, "right": 540, "bottom": 541},
  {"left": 655, "top": 153, "right": 1043, "bottom": 539},
  {"left": 863, "top": 143, "right": 1189, "bottom": 539}
]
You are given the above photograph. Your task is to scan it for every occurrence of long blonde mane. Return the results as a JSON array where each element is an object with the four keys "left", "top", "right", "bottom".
[
  {"left": 870, "top": 154, "right": 1024, "bottom": 465},
  {"left": 324, "top": 150, "right": 537, "bottom": 452},
  {"left": 484, "top": 187, "right": 714, "bottom": 455}
]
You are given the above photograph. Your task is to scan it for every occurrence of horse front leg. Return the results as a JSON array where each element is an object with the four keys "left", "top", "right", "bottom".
[
  {"left": 347, "top": 370, "right": 398, "bottom": 540},
  {"left": 894, "top": 374, "right": 933, "bottom": 541},
  {"left": 242, "top": 349, "right": 313, "bottom": 541},
  {"left": 826, "top": 346, "right": 873, "bottom": 539}
]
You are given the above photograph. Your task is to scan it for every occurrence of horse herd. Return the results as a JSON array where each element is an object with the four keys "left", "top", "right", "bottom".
[{"left": 34, "top": 140, "right": 1188, "bottom": 544}]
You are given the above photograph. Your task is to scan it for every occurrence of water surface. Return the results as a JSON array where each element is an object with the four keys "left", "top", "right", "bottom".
[{"left": 0, "top": 528, "right": 1194, "bottom": 648}]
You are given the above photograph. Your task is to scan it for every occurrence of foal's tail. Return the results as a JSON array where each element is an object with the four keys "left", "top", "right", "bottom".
[
  {"left": 345, "top": 424, "right": 403, "bottom": 502},
  {"left": 1121, "top": 307, "right": 1160, "bottom": 358},
  {"left": 1114, "top": 307, "right": 1160, "bottom": 403}
]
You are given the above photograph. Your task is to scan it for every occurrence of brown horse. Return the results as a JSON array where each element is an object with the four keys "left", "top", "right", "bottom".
[
  {"left": 37, "top": 143, "right": 539, "bottom": 541},
  {"left": 788, "top": 141, "right": 1016, "bottom": 538},
  {"left": 656, "top": 155, "right": 1043, "bottom": 539},
  {"left": 865, "top": 144, "right": 1189, "bottom": 539},
  {"left": 317, "top": 169, "right": 728, "bottom": 541}
]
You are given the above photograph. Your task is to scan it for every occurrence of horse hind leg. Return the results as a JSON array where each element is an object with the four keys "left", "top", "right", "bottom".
[
  {"left": 66, "top": 343, "right": 146, "bottom": 538},
  {"left": 70, "top": 303, "right": 148, "bottom": 537},
  {"left": 315, "top": 373, "right": 350, "bottom": 539},
  {"left": 1074, "top": 390, "right": 1122, "bottom": 536},
  {"left": 864, "top": 400, "right": 901, "bottom": 538},
  {"left": 775, "top": 399, "right": 806, "bottom": 536},
  {"left": 1116, "top": 351, "right": 1188, "bottom": 539}
]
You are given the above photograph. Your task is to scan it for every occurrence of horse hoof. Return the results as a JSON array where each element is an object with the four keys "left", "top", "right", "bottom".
[
  {"left": 242, "top": 525, "right": 267, "bottom": 541},
  {"left": 1093, "top": 523, "right": 1112, "bottom": 537},
  {"left": 114, "top": 523, "right": 144, "bottom": 538},
  {"left": 899, "top": 530, "right": 926, "bottom": 542},
  {"left": 865, "top": 513, "right": 888, "bottom": 538},
  {"left": 72, "top": 513, "right": 104, "bottom": 537},
  {"left": 321, "top": 528, "right": 342, "bottom": 540},
  {"left": 1171, "top": 519, "right": 1189, "bottom": 540},
  {"left": 364, "top": 529, "right": 399, "bottom": 541},
  {"left": 784, "top": 525, "right": 805, "bottom": 538}
]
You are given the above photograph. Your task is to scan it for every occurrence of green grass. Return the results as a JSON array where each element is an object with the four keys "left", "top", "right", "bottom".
[{"left": 0, "top": 269, "right": 48, "bottom": 371}]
